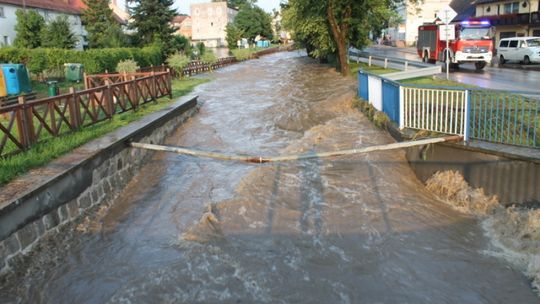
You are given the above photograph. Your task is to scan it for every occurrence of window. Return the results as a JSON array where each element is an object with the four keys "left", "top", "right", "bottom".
[
  {"left": 0, "top": 7, "right": 4, "bottom": 18},
  {"left": 486, "top": 6, "right": 491, "bottom": 13},
  {"left": 527, "top": 38, "right": 540, "bottom": 47},
  {"left": 208, "top": 7, "right": 213, "bottom": 16},
  {"left": 499, "top": 40, "right": 509, "bottom": 47},
  {"left": 500, "top": 31, "right": 516, "bottom": 39},
  {"left": 504, "top": 2, "right": 519, "bottom": 14},
  {"left": 533, "top": 30, "right": 540, "bottom": 37},
  {"left": 509, "top": 40, "right": 518, "bottom": 47},
  {"left": 216, "top": 7, "right": 222, "bottom": 15},
  {"left": 2, "top": 36, "right": 9, "bottom": 46}
]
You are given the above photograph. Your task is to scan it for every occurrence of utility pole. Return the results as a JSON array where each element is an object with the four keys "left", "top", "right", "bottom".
[
  {"left": 437, "top": 5, "right": 457, "bottom": 81},
  {"left": 445, "top": 9, "right": 449, "bottom": 80}
]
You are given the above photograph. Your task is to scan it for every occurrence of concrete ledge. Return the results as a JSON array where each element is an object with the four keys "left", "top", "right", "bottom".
[
  {"left": 0, "top": 95, "right": 198, "bottom": 273},
  {"left": 355, "top": 101, "right": 540, "bottom": 205}
]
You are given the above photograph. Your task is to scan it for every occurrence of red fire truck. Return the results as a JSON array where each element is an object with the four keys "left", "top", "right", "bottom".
[{"left": 417, "top": 20, "right": 493, "bottom": 70}]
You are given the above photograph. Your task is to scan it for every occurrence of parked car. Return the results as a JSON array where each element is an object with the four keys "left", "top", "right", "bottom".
[{"left": 498, "top": 37, "right": 540, "bottom": 65}]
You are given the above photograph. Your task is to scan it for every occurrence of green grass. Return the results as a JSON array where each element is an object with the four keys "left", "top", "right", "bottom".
[
  {"left": 0, "top": 77, "right": 210, "bottom": 185},
  {"left": 400, "top": 76, "right": 476, "bottom": 88},
  {"left": 31, "top": 80, "right": 86, "bottom": 99},
  {"left": 349, "top": 62, "right": 399, "bottom": 75}
]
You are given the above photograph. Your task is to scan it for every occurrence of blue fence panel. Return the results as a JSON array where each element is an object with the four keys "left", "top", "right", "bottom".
[
  {"left": 469, "top": 89, "right": 539, "bottom": 148},
  {"left": 358, "top": 71, "right": 369, "bottom": 100},
  {"left": 382, "top": 80, "right": 400, "bottom": 125}
]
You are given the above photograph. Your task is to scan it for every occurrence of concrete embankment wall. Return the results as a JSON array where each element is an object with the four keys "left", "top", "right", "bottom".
[
  {"left": 405, "top": 143, "right": 540, "bottom": 206},
  {"left": 0, "top": 95, "right": 199, "bottom": 274}
]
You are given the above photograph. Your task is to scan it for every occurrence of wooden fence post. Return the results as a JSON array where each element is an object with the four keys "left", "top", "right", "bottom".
[
  {"left": 48, "top": 98, "right": 57, "bottom": 136},
  {"left": 151, "top": 71, "right": 157, "bottom": 101},
  {"left": 83, "top": 72, "right": 88, "bottom": 90},
  {"left": 104, "top": 80, "right": 114, "bottom": 118},
  {"left": 131, "top": 76, "right": 139, "bottom": 110},
  {"left": 166, "top": 68, "right": 173, "bottom": 99},
  {"left": 68, "top": 87, "right": 82, "bottom": 129},
  {"left": 16, "top": 96, "right": 36, "bottom": 148}
]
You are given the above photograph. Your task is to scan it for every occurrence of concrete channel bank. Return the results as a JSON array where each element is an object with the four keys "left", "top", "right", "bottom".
[
  {"left": 0, "top": 95, "right": 199, "bottom": 274},
  {"left": 382, "top": 124, "right": 540, "bottom": 206}
]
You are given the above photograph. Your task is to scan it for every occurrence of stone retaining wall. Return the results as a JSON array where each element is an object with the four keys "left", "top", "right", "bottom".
[{"left": 0, "top": 95, "right": 199, "bottom": 274}]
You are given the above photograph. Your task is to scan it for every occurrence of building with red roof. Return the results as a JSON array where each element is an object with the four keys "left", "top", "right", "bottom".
[
  {"left": 173, "top": 15, "right": 192, "bottom": 39},
  {"left": 0, "top": 0, "right": 129, "bottom": 49}
]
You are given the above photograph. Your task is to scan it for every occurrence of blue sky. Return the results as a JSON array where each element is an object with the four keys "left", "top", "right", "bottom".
[{"left": 117, "top": 1, "right": 282, "bottom": 15}]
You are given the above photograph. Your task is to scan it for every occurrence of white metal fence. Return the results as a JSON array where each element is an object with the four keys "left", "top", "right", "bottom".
[{"left": 401, "top": 87, "right": 468, "bottom": 137}]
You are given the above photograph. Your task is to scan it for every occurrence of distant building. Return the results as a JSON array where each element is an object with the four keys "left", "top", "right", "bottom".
[
  {"left": 110, "top": 0, "right": 129, "bottom": 24},
  {"left": 0, "top": 0, "right": 130, "bottom": 49},
  {"left": 173, "top": 15, "right": 192, "bottom": 39},
  {"left": 385, "top": 0, "right": 452, "bottom": 47},
  {"left": 272, "top": 10, "right": 291, "bottom": 43},
  {"left": 0, "top": 0, "right": 87, "bottom": 49},
  {"left": 191, "top": 2, "right": 238, "bottom": 47},
  {"left": 471, "top": 0, "right": 540, "bottom": 46}
]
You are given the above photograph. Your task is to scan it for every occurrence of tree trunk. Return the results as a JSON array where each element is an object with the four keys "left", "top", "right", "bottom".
[
  {"left": 327, "top": 0, "right": 350, "bottom": 76},
  {"left": 335, "top": 37, "right": 349, "bottom": 76}
]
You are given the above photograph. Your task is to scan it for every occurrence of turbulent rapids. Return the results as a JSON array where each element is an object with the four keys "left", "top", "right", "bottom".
[{"left": 1, "top": 51, "right": 539, "bottom": 303}]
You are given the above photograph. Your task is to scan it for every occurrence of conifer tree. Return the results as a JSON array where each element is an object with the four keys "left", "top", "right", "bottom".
[
  {"left": 14, "top": 10, "right": 45, "bottom": 48},
  {"left": 82, "top": 0, "right": 124, "bottom": 48},
  {"left": 129, "top": 0, "right": 177, "bottom": 53},
  {"left": 41, "top": 16, "right": 78, "bottom": 49}
]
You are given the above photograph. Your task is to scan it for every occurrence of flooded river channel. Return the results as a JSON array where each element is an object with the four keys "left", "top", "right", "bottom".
[{"left": 1, "top": 51, "right": 539, "bottom": 303}]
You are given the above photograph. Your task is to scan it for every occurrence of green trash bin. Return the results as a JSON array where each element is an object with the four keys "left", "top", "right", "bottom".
[
  {"left": 47, "top": 81, "right": 59, "bottom": 97},
  {"left": 64, "top": 63, "right": 84, "bottom": 82}
]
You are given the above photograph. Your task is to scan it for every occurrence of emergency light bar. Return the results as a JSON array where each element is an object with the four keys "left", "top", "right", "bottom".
[{"left": 461, "top": 20, "right": 490, "bottom": 26}]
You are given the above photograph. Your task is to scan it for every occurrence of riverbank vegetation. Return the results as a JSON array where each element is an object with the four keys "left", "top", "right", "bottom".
[
  {"left": 0, "top": 78, "right": 209, "bottom": 185},
  {"left": 282, "top": 0, "right": 419, "bottom": 76}
]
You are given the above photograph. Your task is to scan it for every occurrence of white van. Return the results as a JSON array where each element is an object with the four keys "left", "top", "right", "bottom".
[{"left": 498, "top": 37, "right": 540, "bottom": 65}]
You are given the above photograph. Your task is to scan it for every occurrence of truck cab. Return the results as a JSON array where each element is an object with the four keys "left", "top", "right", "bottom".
[{"left": 418, "top": 21, "right": 493, "bottom": 70}]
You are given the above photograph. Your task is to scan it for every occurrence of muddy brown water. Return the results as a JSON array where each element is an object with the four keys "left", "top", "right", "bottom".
[{"left": 1, "top": 51, "right": 539, "bottom": 303}]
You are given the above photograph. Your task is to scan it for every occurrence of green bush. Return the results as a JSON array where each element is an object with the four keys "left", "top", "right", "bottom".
[
  {"left": 0, "top": 46, "right": 163, "bottom": 74},
  {"left": 201, "top": 51, "right": 217, "bottom": 65},
  {"left": 116, "top": 59, "right": 140, "bottom": 73},
  {"left": 231, "top": 48, "right": 253, "bottom": 61},
  {"left": 166, "top": 52, "right": 190, "bottom": 77}
]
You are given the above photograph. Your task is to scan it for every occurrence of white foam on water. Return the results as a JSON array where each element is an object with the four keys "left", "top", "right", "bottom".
[{"left": 426, "top": 170, "right": 540, "bottom": 296}]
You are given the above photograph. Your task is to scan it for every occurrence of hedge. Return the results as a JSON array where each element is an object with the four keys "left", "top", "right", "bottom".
[{"left": 0, "top": 46, "right": 163, "bottom": 74}]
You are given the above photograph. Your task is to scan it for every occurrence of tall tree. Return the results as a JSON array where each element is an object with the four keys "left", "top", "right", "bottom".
[
  {"left": 129, "top": 0, "right": 177, "bottom": 53},
  {"left": 14, "top": 10, "right": 45, "bottom": 48},
  {"left": 225, "top": 23, "right": 244, "bottom": 49},
  {"left": 283, "top": 0, "right": 403, "bottom": 76},
  {"left": 82, "top": 0, "right": 124, "bottom": 48},
  {"left": 234, "top": 5, "right": 274, "bottom": 41},
  {"left": 41, "top": 16, "right": 78, "bottom": 49}
]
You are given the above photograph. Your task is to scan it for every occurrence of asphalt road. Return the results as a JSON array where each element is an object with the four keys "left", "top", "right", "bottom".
[{"left": 364, "top": 46, "right": 540, "bottom": 93}]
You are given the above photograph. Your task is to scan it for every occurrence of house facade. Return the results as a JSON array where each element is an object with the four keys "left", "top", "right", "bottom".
[
  {"left": 0, "top": 0, "right": 130, "bottom": 50},
  {"left": 173, "top": 15, "right": 192, "bottom": 39},
  {"left": 472, "top": 0, "right": 540, "bottom": 45},
  {"left": 386, "top": 0, "right": 452, "bottom": 46},
  {"left": 191, "top": 2, "right": 238, "bottom": 47}
]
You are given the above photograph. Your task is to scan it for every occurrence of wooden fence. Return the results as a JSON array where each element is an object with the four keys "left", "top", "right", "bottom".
[
  {"left": 0, "top": 71, "right": 172, "bottom": 157},
  {"left": 135, "top": 57, "right": 237, "bottom": 78}
]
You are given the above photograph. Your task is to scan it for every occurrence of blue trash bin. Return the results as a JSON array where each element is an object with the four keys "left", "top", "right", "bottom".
[{"left": 1, "top": 64, "right": 31, "bottom": 95}]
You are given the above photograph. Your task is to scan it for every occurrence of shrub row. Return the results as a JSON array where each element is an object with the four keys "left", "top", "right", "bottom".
[{"left": 0, "top": 46, "right": 163, "bottom": 75}]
